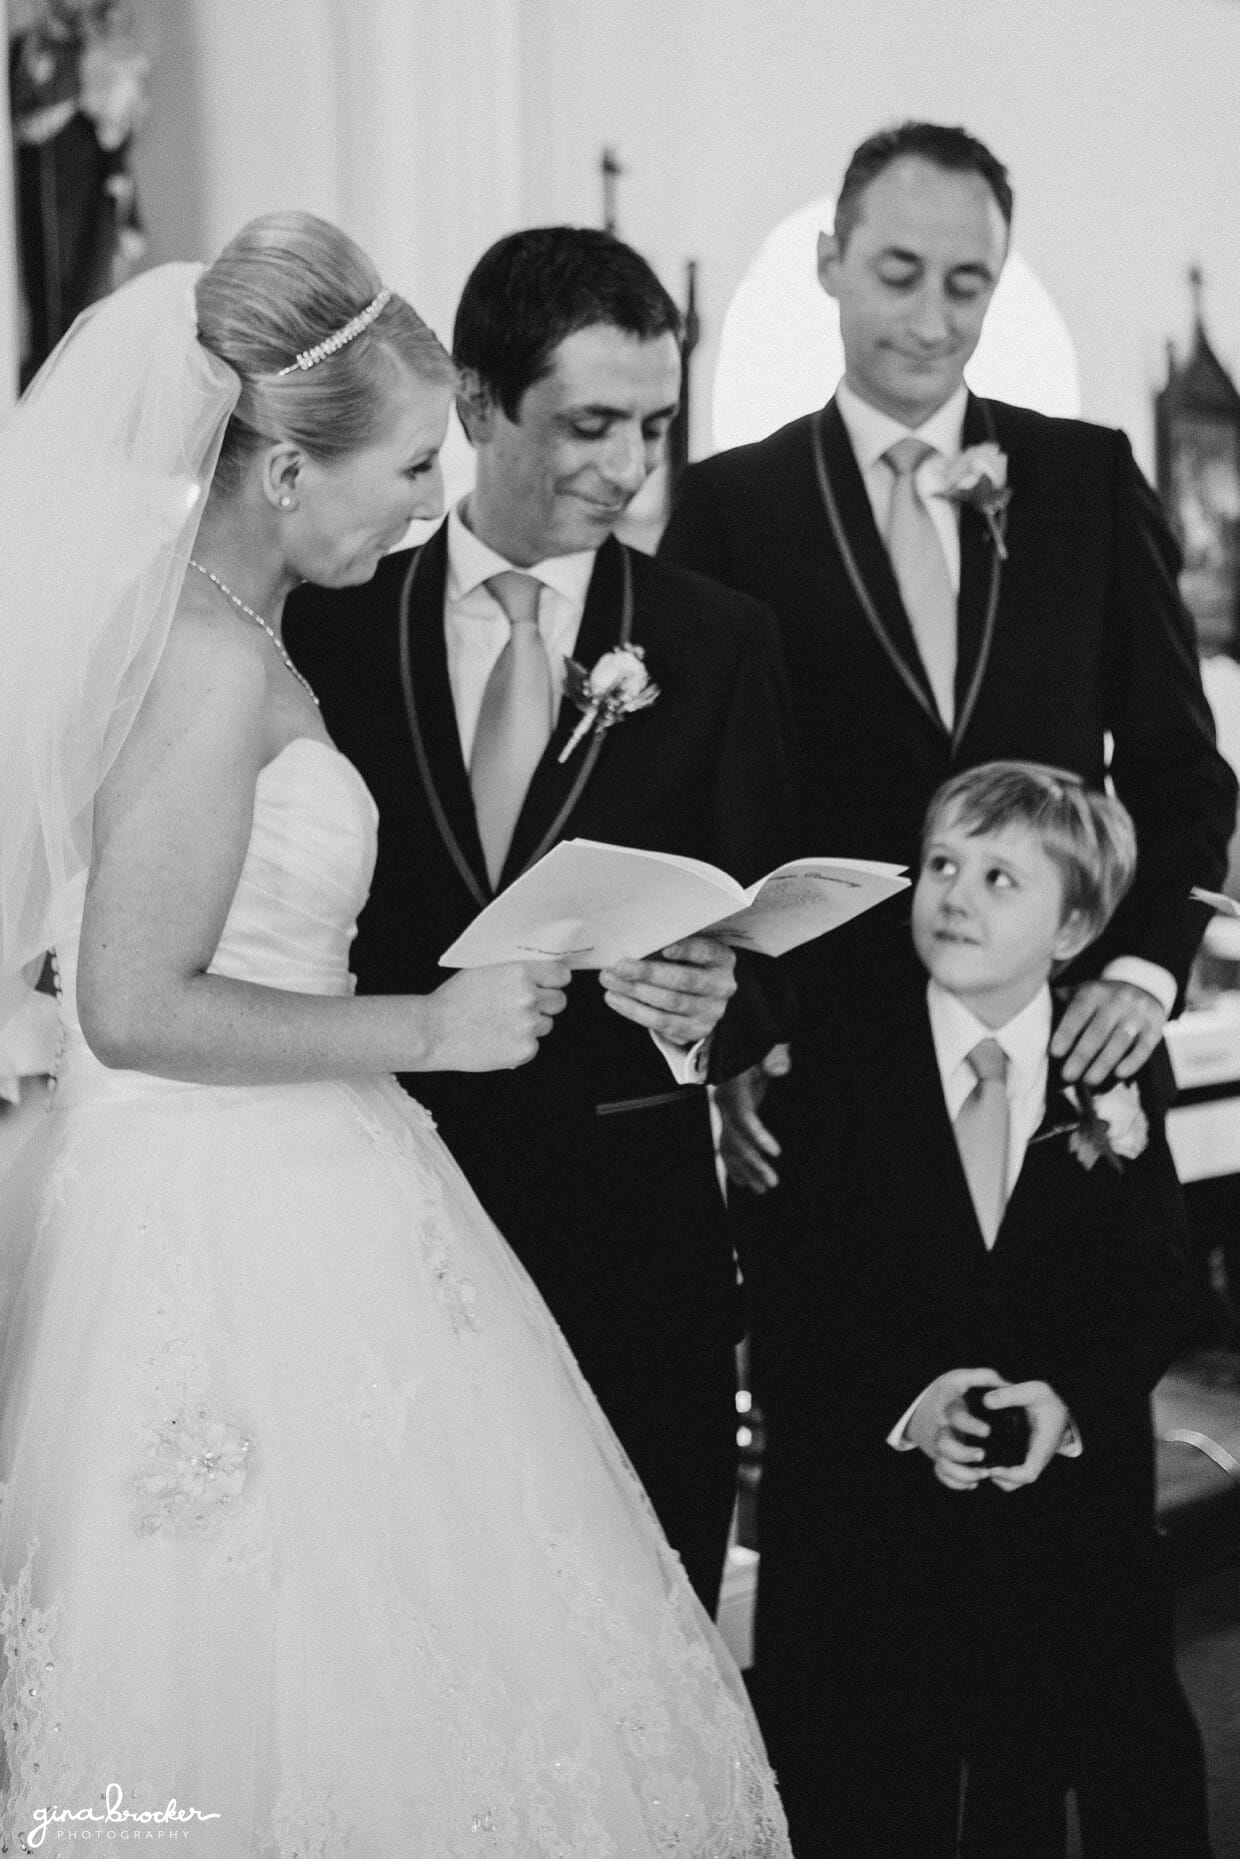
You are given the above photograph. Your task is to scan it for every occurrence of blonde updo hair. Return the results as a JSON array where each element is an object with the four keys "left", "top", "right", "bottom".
[{"left": 195, "top": 211, "right": 456, "bottom": 494}]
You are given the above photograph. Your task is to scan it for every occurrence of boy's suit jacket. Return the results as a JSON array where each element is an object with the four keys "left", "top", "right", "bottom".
[
  {"left": 747, "top": 978, "right": 1204, "bottom": 1678},
  {"left": 284, "top": 527, "right": 796, "bottom": 1601},
  {"left": 660, "top": 394, "right": 1237, "bottom": 1001}
]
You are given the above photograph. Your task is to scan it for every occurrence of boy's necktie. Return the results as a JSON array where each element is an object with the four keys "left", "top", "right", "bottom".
[
  {"left": 883, "top": 436, "right": 956, "bottom": 727},
  {"left": 955, "top": 1037, "right": 1009, "bottom": 1247},
  {"left": 469, "top": 571, "right": 555, "bottom": 888}
]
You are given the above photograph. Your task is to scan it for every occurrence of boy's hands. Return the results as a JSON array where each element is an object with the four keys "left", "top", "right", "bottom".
[
  {"left": 907, "top": 1368, "right": 1005, "bottom": 1490},
  {"left": 981, "top": 1380, "right": 1071, "bottom": 1492},
  {"left": 907, "top": 1370, "right": 1071, "bottom": 1492}
]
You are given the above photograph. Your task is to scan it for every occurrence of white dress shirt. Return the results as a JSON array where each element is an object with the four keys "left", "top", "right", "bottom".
[
  {"left": 887, "top": 979, "right": 1081, "bottom": 1456},
  {"left": 835, "top": 377, "right": 968, "bottom": 595},
  {"left": 445, "top": 502, "right": 595, "bottom": 765},
  {"left": 444, "top": 502, "right": 707, "bottom": 1084},
  {"left": 833, "top": 381, "right": 1175, "bottom": 1017}
]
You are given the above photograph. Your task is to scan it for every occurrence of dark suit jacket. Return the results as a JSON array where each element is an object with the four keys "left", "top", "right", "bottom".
[
  {"left": 283, "top": 526, "right": 797, "bottom": 1401},
  {"left": 743, "top": 981, "right": 1204, "bottom": 1762},
  {"left": 660, "top": 395, "right": 1237, "bottom": 1001},
  {"left": 748, "top": 978, "right": 1204, "bottom": 1707}
]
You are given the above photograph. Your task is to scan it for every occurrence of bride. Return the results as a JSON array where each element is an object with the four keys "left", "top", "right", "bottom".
[{"left": 0, "top": 212, "right": 789, "bottom": 1857}]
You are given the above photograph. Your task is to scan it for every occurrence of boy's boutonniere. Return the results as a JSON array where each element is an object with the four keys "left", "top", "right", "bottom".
[
  {"left": 558, "top": 645, "right": 659, "bottom": 763},
  {"left": 934, "top": 443, "right": 1011, "bottom": 559},
  {"left": 1065, "top": 1081, "right": 1149, "bottom": 1172}
]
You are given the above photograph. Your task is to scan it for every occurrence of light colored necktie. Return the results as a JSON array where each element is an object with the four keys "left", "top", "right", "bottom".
[
  {"left": 469, "top": 571, "right": 555, "bottom": 887},
  {"left": 954, "top": 1038, "right": 1010, "bottom": 1247},
  {"left": 883, "top": 435, "right": 956, "bottom": 727}
]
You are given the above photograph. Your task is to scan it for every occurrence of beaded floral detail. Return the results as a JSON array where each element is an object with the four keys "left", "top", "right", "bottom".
[
  {"left": 129, "top": 1225, "right": 253, "bottom": 1540},
  {"left": 130, "top": 1403, "right": 251, "bottom": 1537}
]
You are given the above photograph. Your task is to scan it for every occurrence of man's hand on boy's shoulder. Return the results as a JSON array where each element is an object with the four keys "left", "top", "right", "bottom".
[{"left": 1051, "top": 978, "right": 1167, "bottom": 1087}]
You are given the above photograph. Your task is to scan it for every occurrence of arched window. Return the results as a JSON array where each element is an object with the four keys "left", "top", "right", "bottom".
[{"left": 710, "top": 194, "right": 1081, "bottom": 454}]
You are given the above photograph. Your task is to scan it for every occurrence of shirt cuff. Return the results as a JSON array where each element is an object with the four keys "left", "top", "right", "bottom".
[
  {"left": 886, "top": 1388, "right": 930, "bottom": 1451},
  {"left": 651, "top": 1030, "right": 711, "bottom": 1086},
  {"left": 1101, "top": 957, "right": 1176, "bottom": 1017}
]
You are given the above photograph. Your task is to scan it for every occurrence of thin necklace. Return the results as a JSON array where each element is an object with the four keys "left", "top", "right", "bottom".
[{"left": 187, "top": 558, "right": 320, "bottom": 708}]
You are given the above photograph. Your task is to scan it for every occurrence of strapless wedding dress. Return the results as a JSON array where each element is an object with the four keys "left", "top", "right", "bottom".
[{"left": 0, "top": 739, "right": 788, "bottom": 1857}]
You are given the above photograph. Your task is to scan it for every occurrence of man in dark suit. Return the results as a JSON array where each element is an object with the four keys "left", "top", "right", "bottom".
[
  {"left": 744, "top": 763, "right": 1211, "bottom": 1857},
  {"left": 659, "top": 121, "right": 1237, "bottom": 1185},
  {"left": 285, "top": 226, "right": 795, "bottom": 1614}
]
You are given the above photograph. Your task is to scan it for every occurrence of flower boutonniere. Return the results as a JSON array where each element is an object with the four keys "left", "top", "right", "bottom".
[
  {"left": 1064, "top": 1081, "right": 1150, "bottom": 1172},
  {"left": 558, "top": 644, "right": 659, "bottom": 764},
  {"left": 934, "top": 443, "right": 1011, "bottom": 559}
]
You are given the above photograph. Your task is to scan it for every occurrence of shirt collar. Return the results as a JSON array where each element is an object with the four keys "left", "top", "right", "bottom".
[
  {"left": 927, "top": 979, "right": 1052, "bottom": 1096},
  {"left": 446, "top": 500, "right": 597, "bottom": 612},
  {"left": 836, "top": 377, "right": 969, "bottom": 475}
]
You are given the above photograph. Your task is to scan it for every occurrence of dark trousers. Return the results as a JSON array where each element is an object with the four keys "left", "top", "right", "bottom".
[{"left": 750, "top": 1431, "right": 1213, "bottom": 1859}]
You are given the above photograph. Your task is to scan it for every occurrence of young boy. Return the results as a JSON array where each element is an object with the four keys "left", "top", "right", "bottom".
[{"left": 745, "top": 761, "right": 1211, "bottom": 1859}]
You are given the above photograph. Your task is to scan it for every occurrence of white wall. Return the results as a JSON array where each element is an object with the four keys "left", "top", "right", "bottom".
[{"left": 120, "top": 0, "right": 1240, "bottom": 472}]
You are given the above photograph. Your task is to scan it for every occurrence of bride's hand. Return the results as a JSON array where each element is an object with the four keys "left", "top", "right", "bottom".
[{"left": 424, "top": 961, "right": 571, "bottom": 1072}]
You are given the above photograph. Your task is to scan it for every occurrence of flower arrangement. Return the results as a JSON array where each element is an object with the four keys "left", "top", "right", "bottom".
[
  {"left": 558, "top": 645, "right": 659, "bottom": 763},
  {"left": 934, "top": 443, "right": 1011, "bottom": 558},
  {"left": 1065, "top": 1081, "right": 1149, "bottom": 1172}
]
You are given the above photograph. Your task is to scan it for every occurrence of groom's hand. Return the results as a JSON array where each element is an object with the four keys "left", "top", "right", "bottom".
[{"left": 600, "top": 935, "right": 736, "bottom": 1044}]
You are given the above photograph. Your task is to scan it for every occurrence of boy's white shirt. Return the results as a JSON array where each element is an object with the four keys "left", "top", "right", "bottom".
[{"left": 887, "top": 979, "right": 1082, "bottom": 1456}]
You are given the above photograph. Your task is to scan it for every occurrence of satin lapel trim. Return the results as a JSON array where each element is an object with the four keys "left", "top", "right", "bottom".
[
  {"left": 951, "top": 396, "right": 1006, "bottom": 752},
  {"left": 811, "top": 402, "right": 945, "bottom": 735},
  {"left": 504, "top": 539, "right": 635, "bottom": 882},
  {"left": 397, "top": 537, "right": 490, "bottom": 910}
]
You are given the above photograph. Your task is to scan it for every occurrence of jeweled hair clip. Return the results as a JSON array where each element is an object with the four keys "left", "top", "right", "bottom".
[{"left": 276, "top": 287, "right": 392, "bottom": 376}]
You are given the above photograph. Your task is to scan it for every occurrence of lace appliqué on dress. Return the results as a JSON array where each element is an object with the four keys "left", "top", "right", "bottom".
[
  {"left": 346, "top": 1086, "right": 480, "bottom": 1337},
  {"left": 264, "top": 1778, "right": 352, "bottom": 1859},
  {"left": 0, "top": 1549, "right": 66, "bottom": 1855},
  {"left": 128, "top": 1219, "right": 254, "bottom": 1543},
  {"left": 536, "top": 1514, "right": 789, "bottom": 1857}
]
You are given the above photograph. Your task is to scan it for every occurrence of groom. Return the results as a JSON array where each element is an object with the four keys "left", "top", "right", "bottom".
[{"left": 285, "top": 226, "right": 795, "bottom": 1612}]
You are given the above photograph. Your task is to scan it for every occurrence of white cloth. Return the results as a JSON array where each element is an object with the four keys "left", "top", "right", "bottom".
[
  {"left": 887, "top": 981, "right": 1081, "bottom": 1456},
  {"left": 446, "top": 504, "right": 708, "bottom": 1084},
  {"left": 0, "top": 973, "right": 60, "bottom": 1104},
  {"left": 0, "top": 739, "right": 789, "bottom": 1857},
  {"left": 0, "top": 264, "right": 237, "bottom": 981},
  {"left": 834, "top": 383, "right": 1176, "bottom": 1012}
]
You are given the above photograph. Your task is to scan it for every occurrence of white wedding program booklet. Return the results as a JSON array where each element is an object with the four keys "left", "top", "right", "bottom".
[{"left": 439, "top": 839, "right": 910, "bottom": 970}]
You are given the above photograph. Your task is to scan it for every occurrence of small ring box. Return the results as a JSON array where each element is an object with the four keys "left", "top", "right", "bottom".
[{"left": 962, "top": 1388, "right": 1031, "bottom": 1467}]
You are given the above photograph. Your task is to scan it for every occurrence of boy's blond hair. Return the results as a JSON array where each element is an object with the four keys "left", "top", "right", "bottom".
[{"left": 922, "top": 761, "right": 1137, "bottom": 943}]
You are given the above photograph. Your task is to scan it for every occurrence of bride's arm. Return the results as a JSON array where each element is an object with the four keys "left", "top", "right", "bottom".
[{"left": 77, "top": 611, "right": 566, "bottom": 1084}]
